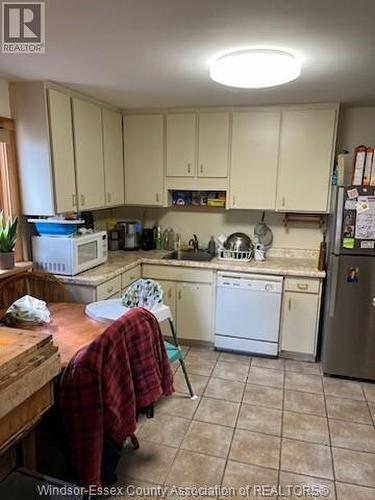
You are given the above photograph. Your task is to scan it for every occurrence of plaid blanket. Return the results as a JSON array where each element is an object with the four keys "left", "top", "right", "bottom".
[{"left": 59, "top": 307, "right": 174, "bottom": 487}]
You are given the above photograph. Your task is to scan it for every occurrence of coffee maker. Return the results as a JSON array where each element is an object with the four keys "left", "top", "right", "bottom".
[{"left": 118, "top": 221, "right": 141, "bottom": 250}]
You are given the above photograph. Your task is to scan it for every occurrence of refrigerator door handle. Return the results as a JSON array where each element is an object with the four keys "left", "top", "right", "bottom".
[
  {"left": 328, "top": 257, "right": 340, "bottom": 318},
  {"left": 333, "top": 187, "right": 345, "bottom": 255},
  {"left": 372, "top": 297, "right": 375, "bottom": 307}
]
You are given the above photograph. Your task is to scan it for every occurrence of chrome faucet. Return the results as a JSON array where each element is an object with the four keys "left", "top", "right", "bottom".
[{"left": 188, "top": 234, "right": 199, "bottom": 252}]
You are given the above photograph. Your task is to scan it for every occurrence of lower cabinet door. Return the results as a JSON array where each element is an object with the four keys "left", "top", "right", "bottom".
[
  {"left": 176, "top": 282, "right": 213, "bottom": 342},
  {"left": 157, "top": 280, "right": 177, "bottom": 337},
  {"left": 280, "top": 291, "right": 319, "bottom": 355}
]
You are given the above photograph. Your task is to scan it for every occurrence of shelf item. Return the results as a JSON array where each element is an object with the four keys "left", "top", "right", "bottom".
[{"left": 170, "top": 190, "right": 226, "bottom": 208}]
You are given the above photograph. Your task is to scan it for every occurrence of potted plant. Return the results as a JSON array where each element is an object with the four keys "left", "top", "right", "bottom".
[{"left": 0, "top": 211, "right": 18, "bottom": 270}]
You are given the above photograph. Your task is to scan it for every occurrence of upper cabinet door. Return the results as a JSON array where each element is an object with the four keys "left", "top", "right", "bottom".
[
  {"left": 166, "top": 113, "right": 196, "bottom": 177},
  {"left": 102, "top": 109, "right": 124, "bottom": 207},
  {"left": 198, "top": 112, "right": 229, "bottom": 178},
  {"left": 47, "top": 89, "right": 77, "bottom": 213},
  {"left": 230, "top": 112, "right": 281, "bottom": 210},
  {"left": 124, "top": 114, "right": 164, "bottom": 206},
  {"left": 276, "top": 109, "right": 337, "bottom": 213},
  {"left": 72, "top": 98, "right": 105, "bottom": 210}
]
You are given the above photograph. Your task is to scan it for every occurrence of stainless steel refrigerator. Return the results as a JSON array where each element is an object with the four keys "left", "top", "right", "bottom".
[{"left": 322, "top": 185, "right": 375, "bottom": 380}]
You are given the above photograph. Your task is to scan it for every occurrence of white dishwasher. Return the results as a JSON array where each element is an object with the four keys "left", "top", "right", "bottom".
[{"left": 215, "top": 272, "right": 283, "bottom": 356}]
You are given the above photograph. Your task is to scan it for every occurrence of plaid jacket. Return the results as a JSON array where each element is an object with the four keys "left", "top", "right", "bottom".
[{"left": 59, "top": 307, "right": 174, "bottom": 487}]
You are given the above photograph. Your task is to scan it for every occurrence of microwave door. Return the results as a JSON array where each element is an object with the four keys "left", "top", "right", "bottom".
[{"left": 76, "top": 239, "right": 99, "bottom": 273}]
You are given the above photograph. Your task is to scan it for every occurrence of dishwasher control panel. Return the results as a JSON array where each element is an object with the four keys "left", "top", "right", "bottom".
[{"left": 217, "top": 273, "right": 283, "bottom": 293}]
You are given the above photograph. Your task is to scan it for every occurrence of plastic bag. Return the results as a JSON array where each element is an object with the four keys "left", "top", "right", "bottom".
[
  {"left": 121, "top": 279, "right": 163, "bottom": 311},
  {"left": 5, "top": 295, "right": 51, "bottom": 325}
]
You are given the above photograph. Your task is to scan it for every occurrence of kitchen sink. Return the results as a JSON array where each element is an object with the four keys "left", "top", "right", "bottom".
[{"left": 163, "top": 250, "right": 214, "bottom": 262}]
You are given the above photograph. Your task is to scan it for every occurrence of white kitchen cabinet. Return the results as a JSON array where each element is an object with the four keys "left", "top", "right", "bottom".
[
  {"left": 156, "top": 279, "right": 177, "bottom": 336},
  {"left": 10, "top": 82, "right": 123, "bottom": 215},
  {"left": 72, "top": 98, "right": 105, "bottom": 210},
  {"left": 142, "top": 264, "right": 214, "bottom": 342},
  {"left": 280, "top": 278, "right": 322, "bottom": 358},
  {"left": 121, "top": 265, "right": 141, "bottom": 290},
  {"left": 176, "top": 282, "right": 213, "bottom": 342},
  {"left": 230, "top": 111, "right": 280, "bottom": 210},
  {"left": 198, "top": 112, "right": 229, "bottom": 178},
  {"left": 124, "top": 114, "right": 164, "bottom": 206},
  {"left": 47, "top": 89, "right": 77, "bottom": 213},
  {"left": 166, "top": 113, "right": 196, "bottom": 177},
  {"left": 102, "top": 109, "right": 124, "bottom": 207},
  {"left": 276, "top": 108, "right": 337, "bottom": 212}
]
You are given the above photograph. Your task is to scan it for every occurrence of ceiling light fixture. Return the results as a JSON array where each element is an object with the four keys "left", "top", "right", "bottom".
[{"left": 209, "top": 48, "right": 302, "bottom": 88}]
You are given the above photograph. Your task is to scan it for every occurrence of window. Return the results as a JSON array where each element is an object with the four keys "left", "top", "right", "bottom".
[{"left": 0, "top": 117, "right": 24, "bottom": 261}]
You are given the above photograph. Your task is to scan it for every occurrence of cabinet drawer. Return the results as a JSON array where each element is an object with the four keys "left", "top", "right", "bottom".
[
  {"left": 122, "top": 265, "right": 141, "bottom": 289},
  {"left": 284, "top": 277, "right": 320, "bottom": 294},
  {"left": 142, "top": 264, "right": 213, "bottom": 284},
  {"left": 97, "top": 275, "right": 122, "bottom": 300}
]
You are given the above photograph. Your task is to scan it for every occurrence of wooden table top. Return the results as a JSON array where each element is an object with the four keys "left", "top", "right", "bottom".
[{"left": 25, "top": 303, "right": 108, "bottom": 367}]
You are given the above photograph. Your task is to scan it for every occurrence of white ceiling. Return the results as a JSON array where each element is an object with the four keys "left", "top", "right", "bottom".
[{"left": 1, "top": 0, "right": 375, "bottom": 109}]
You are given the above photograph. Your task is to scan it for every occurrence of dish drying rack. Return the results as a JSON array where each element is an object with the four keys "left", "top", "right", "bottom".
[{"left": 217, "top": 248, "right": 253, "bottom": 262}]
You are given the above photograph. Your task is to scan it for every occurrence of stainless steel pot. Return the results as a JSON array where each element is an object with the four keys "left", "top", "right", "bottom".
[{"left": 224, "top": 233, "right": 253, "bottom": 252}]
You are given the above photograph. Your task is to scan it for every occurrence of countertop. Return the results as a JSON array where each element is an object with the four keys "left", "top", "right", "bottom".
[{"left": 59, "top": 249, "right": 325, "bottom": 286}]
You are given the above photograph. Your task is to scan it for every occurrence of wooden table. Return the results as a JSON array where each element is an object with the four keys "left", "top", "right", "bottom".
[{"left": 30, "top": 303, "right": 108, "bottom": 367}]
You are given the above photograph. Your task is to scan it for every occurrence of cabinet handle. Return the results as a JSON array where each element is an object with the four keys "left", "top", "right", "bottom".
[
  {"left": 187, "top": 163, "right": 191, "bottom": 174},
  {"left": 107, "top": 286, "right": 114, "bottom": 294},
  {"left": 297, "top": 283, "right": 308, "bottom": 291},
  {"left": 200, "top": 163, "right": 203, "bottom": 174},
  {"left": 282, "top": 196, "right": 286, "bottom": 208},
  {"left": 156, "top": 193, "right": 160, "bottom": 203},
  {"left": 288, "top": 298, "right": 292, "bottom": 311},
  {"left": 72, "top": 194, "right": 77, "bottom": 208},
  {"left": 178, "top": 289, "right": 182, "bottom": 300},
  {"left": 232, "top": 195, "right": 236, "bottom": 207},
  {"left": 107, "top": 192, "right": 112, "bottom": 203},
  {"left": 80, "top": 194, "right": 85, "bottom": 206},
  {"left": 168, "top": 288, "right": 172, "bottom": 299}
]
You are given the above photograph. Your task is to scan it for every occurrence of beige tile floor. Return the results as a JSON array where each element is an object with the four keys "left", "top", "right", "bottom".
[{"left": 115, "top": 346, "right": 375, "bottom": 500}]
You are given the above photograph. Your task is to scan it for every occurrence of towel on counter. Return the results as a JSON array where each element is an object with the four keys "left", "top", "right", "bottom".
[{"left": 59, "top": 307, "right": 174, "bottom": 487}]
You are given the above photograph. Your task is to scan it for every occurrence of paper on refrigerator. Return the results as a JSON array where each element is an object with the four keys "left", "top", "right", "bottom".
[{"left": 355, "top": 196, "right": 375, "bottom": 239}]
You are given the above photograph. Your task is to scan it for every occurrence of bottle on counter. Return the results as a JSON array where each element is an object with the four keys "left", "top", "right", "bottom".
[
  {"left": 208, "top": 236, "right": 216, "bottom": 256},
  {"left": 162, "top": 229, "right": 169, "bottom": 250},
  {"left": 155, "top": 225, "right": 162, "bottom": 250},
  {"left": 168, "top": 228, "right": 175, "bottom": 251}
]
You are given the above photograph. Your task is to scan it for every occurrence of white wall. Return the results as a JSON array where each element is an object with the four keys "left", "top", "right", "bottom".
[
  {"left": 94, "top": 206, "right": 324, "bottom": 250},
  {"left": 337, "top": 106, "right": 375, "bottom": 152},
  {"left": 0, "top": 80, "right": 11, "bottom": 117}
]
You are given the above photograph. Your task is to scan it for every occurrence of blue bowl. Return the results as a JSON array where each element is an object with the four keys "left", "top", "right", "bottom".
[{"left": 33, "top": 222, "right": 79, "bottom": 236}]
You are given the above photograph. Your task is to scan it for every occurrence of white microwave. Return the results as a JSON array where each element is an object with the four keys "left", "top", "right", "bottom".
[{"left": 32, "top": 231, "right": 108, "bottom": 276}]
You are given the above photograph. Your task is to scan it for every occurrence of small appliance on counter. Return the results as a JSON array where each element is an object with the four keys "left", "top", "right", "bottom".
[
  {"left": 141, "top": 228, "right": 154, "bottom": 250},
  {"left": 108, "top": 229, "right": 120, "bottom": 252},
  {"left": 117, "top": 220, "right": 142, "bottom": 250},
  {"left": 32, "top": 231, "right": 108, "bottom": 276}
]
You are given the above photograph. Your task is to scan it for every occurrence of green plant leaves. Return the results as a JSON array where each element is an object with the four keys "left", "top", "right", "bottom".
[{"left": 0, "top": 210, "right": 18, "bottom": 253}]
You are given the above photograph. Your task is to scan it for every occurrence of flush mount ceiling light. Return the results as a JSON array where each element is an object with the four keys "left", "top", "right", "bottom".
[{"left": 209, "top": 49, "right": 301, "bottom": 88}]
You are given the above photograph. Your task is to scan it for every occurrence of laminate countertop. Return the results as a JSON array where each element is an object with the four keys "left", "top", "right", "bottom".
[{"left": 58, "top": 249, "right": 325, "bottom": 286}]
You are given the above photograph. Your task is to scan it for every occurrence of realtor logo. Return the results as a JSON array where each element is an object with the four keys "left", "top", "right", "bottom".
[{"left": 2, "top": 2, "right": 45, "bottom": 53}]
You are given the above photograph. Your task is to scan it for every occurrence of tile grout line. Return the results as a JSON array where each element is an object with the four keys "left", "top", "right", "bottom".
[
  {"left": 218, "top": 355, "right": 252, "bottom": 491},
  {"left": 322, "top": 372, "right": 338, "bottom": 500},
  {"left": 277, "top": 362, "right": 287, "bottom": 489},
  {"left": 360, "top": 382, "right": 375, "bottom": 428}
]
